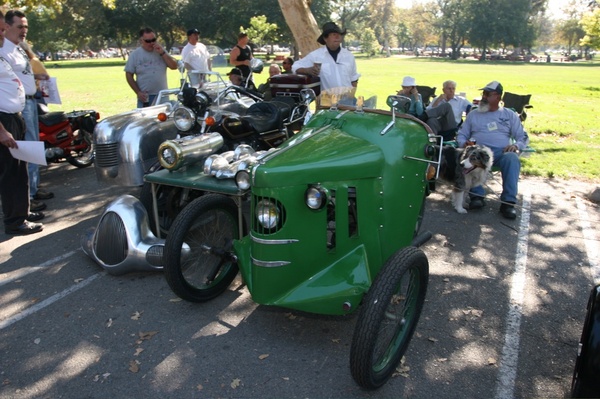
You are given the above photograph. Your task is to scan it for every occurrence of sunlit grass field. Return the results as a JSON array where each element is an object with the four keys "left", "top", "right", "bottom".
[{"left": 44, "top": 56, "right": 600, "bottom": 181}]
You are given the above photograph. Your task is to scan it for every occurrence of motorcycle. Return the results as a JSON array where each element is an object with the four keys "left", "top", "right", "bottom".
[
  {"left": 38, "top": 103, "right": 99, "bottom": 168},
  {"left": 139, "top": 84, "right": 317, "bottom": 236}
]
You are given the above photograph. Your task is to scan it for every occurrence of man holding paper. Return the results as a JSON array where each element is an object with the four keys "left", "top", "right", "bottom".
[
  {"left": 1, "top": 10, "right": 54, "bottom": 212},
  {"left": 0, "top": 10, "right": 43, "bottom": 235}
]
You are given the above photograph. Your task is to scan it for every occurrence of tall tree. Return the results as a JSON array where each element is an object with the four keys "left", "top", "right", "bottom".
[
  {"left": 367, "top": 0, "right": 399, "bottom": 57},
  {"left": 278, "top": 0, "right": 321, "bottom": 56},
  {"left": 580, "top": 8, "right": 600, "bottom": 49}
]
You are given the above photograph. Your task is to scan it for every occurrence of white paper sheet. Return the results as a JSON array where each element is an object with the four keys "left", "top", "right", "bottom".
[{"left": 9, "top": 140, "right": 47, "bottom": 165}]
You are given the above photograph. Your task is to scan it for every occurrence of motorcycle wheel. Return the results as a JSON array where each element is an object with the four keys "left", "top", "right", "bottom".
[
  {"left": 66, "top": 129, "right": 95, "bottom": 168},
  {"left": 139, "top": 182, "right": 199, "bottom": 236},
  {"left": 163, "top": 194, "right": 244, "bottom": 302},
  {"left": 350, "top": 246, "right": 429, "bottom": 390}
]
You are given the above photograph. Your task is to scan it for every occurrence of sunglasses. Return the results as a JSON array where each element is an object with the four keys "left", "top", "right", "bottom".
[{"left": 143, "top": 38, "right": 157, "bottom": 43}]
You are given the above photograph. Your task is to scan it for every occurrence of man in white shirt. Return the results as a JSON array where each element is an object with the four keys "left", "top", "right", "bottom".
[
  {"left": 427, "top": 80, "right": 472, "bottom": 126},
  {"left": 0, "top": 10, "right": 53, "bottom": 210},
  {"left": 292, "top": 22, "right": 360, "bottom": 91},
  {"left": 181, "top": 28, "right": 212, "bottom": 73},
  {"left": 0, "top": 10, "right": 43, "bottom": 235}
]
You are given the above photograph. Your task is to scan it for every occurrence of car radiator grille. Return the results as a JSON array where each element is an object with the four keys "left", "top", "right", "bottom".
[
  {"left": 94, "top": 211, "right": 128, "bottom": 265},
  {"left": 95, "top": 143, "right": 119, "bottom": 167}
]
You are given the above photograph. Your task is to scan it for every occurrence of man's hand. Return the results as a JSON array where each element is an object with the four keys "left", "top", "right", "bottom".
[
  {"left": 0, "top": 129, "right": 18, "bottom": 149},
  {"left": 504, "top": 144, "right": 519, "bottom": 153}
]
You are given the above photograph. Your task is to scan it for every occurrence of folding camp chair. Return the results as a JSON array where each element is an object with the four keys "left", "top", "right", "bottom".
[
  {"left": 416, "top": 85, "right": 436, "bottom": 107},
  {"left": 501, "top": 92, "right": 533, "bottom": 122}
]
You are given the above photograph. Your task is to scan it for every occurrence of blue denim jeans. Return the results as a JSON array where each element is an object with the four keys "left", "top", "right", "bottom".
[
  {"left": 137, "top": 94, "right": 157, "bottom": 109},
  {"left": 470, "top": 147, "right": 521, "bottom": 204},
  {"left": 23, "top": 98, "right": 40, "bottom": 198}
]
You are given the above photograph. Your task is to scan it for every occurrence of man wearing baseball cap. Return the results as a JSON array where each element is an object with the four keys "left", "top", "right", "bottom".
[
  {"left": 457, "top": 81, "right": 529, "bottom": 219},
  {"left": 181, "top": 28, "right": 211, "bottom": 74},
  {"left": 292, "top": 21, "right": 360, "bottom": 91}
]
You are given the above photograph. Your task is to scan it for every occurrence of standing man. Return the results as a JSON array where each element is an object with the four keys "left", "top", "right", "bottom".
[
  {"left": 125, "top": 27, "right": 178, "bottom": 108},
  {"left": 181, "top": 28, "right": 211, "bottom": 73},
  {"left": 457, "top": 81, "right": 529, "bottom": 219},
  {"left": 1, "top": 10, "right": 52, "bottom": 212},
  {"left": 229, "top": 33, "right": 255, "bottom": 89},
  {"left": 427, "top": 80, "right": 472, "bottom": 140},
  {"left": 293, "top": 22, "right": 360, "bottom": 91},
  {"left": 0, "top": 10, "right": 43, "bottom": 235}
]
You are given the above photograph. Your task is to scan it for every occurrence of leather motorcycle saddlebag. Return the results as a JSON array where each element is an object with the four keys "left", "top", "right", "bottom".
[{"left": 270, "top": 74, "right": 321, "bottom": 97}]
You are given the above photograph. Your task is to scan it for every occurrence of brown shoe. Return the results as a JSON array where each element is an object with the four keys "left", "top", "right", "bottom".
[
  {"left": 34, "top": 189, "right": 54, "bottom": 200},
  {"left": 30, "top": 199, "right": 47, "bottom": 212}
]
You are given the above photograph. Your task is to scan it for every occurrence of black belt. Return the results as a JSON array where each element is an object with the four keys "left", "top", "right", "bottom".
[{"left": 26, "top": 95, "right": 35, "bottom": 100}]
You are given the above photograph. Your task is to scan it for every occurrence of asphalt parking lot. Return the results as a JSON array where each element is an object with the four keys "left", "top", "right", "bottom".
[{"left": 1, "top": 161, "right": 599, "bottom": 399}]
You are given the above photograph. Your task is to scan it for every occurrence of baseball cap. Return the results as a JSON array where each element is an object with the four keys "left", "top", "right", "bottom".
[
  {"left": 479, "top": 81, "right": 503, "bottom": 94},
  {"left": 227, "top": 68, "right": 242, "bottom": 77},
  {"left": 187, "top": 28, "right": 199, "bottom": 36}
]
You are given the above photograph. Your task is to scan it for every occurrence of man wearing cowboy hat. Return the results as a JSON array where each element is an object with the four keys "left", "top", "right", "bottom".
[{"left": 293, "top": 22, "right": 360, "bottom": 91}]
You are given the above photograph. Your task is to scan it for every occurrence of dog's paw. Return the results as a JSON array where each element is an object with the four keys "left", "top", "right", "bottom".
[{"left": 455, "top": 207, "right": 468, "bottom": 214}]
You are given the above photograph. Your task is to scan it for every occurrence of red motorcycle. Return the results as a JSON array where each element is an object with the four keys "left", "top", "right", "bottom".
[{"left": 38, "top": 104, "right": 99, "bottom": 168}]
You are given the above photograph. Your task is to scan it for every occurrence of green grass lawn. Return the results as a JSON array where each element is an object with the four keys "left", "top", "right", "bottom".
[{"left": 44, "top": 56, "right": 600, "bottom": 181}]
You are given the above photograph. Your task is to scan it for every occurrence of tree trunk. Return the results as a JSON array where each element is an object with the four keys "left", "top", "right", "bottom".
[{"left": 277, "top": 0, "right": 321, "bottom": 57}]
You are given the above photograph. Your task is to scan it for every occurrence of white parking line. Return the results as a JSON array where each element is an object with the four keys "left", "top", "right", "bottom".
[
  {"left": 575, "top": 197, "right": 600, "bottom": 282},
  {"left": 0, "top": 250, "right": 78, "bottom": 287},
  {"left": 495, "top": 191, "right": 532, "bottom": 399},
  {"left": 0, "top": 272, "right": 102, "bottom": 331}
]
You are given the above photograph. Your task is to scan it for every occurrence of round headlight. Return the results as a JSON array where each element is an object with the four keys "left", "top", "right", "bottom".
[
  {"left": 256, "top": 199, "right": 279, "bottom": 229},
  {"left": 173, "top": 106, "right": 195, "bottom": 131},
  {"left": 235, "top": 170, "right": 251, "bottom": 190},
  {"left": 305, "top": 185, "right": 328, "bottom": 210},
  {"left": 160, "top": 147, "right": 177, "bottom": 166}
]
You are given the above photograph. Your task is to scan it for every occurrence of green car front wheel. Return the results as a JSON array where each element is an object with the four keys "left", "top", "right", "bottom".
[{"left": 350, "top": 246, "right": 429, "bottom": 389}]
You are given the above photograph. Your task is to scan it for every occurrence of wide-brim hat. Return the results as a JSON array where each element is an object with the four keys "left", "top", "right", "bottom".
[
  {"left": 479, "top": 80, "right": 503, "bottom": 94},
  {"left": 317, "top": 22, "right": 346, "bottom": 45}
]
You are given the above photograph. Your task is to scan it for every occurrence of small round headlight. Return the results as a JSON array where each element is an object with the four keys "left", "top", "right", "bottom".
[
  {"left": 160, "top": 147, "right": 177, "bottom": 166},
  {"left": 235, "top": 170, "right": 251, "bottom": 190},
  {"left": 256, "top": 199, "right": 279, "bottom": 229},
  {"left": 173, "top": 106, "right": 195, "bottom": 131},
  {"left": 305, "top": 185, "right": 328, "bottom": 210}
]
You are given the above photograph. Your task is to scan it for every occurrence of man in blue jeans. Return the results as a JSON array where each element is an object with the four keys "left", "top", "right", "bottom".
[
  {"left": 1, "top": 10, "right": 53, "bottom": 212},
  {"left": 457, "top": 81, "right": 529, "bottom": 220}
]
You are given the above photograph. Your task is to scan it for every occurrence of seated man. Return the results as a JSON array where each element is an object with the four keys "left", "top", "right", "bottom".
[
  {"left": 397, "top": 76, "right": 456, "bottom": 138},
  {"left": 282, "top": 57, "right": 294, "bottom": 73},
  {"left": 227, "top": 67, "right": 244, "bottom": 86},
  {"left": 457, "top": 81, "right": 529, "bottom": 219},
  {"left": 258, "top": 64, "right": 281, "bottom": 100},
  {"left": 427, "top": 80, "right": 471, "bottom": 141}
]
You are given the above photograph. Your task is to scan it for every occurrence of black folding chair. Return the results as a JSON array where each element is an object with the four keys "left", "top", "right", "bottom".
[
  {"left": 501, "top": 92, "right": 533, "bottom": 122},
  {"left": 416, "top": 85, "right": 436, "bottom": 107}
]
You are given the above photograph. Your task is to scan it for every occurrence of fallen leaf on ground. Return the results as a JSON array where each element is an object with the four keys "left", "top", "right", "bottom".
[
  {"left": 231, "top": 378, "right": 241, "bottom": 388},
  {"left": 131, "top": 311, "right": 143, "bottom": 320},
  {"left": 169, "top": 298, "right": 182, "bottom": 302},
  {"left": 428, "top": 337, "right": 438, "bottom": 343},
  {"left": 139, "top": 331, "right": 158, "bottom": 340},
  {"left": 134, "top": 348, "right": 144, "bottom": 356},
  {"left": 34, "top": 338, "right": 40, "bottom": 345},
  {"left": 331, "top": 338, "right": 340, "bottom": 343},
  {"left": 488, "top": 357, "right": 497, "bottom": 365},
  {"left": 74, "top": 278, "right": 84, "bottom": 283},
  {"left": 196, "top": 384, "right": 203, "bottom": 390},
  {"left": 129, "top": 360, "right": 140, "bottom": 373},
  {"left": 258, "top": 354, "right": 269, "bottom": 360},
  {"left": 106, "top": 318, "right": 113, "bottom": 328}
]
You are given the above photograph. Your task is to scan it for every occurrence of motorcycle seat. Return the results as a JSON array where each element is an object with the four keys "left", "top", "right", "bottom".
[
  {"left": 243, "top": 101, "right": 291, "bottom": 133},
  {"left": 39, "top": 111, "right": 67, "bottom": 126}
]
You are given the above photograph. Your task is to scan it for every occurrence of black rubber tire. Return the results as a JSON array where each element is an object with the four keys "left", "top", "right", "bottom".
[
  {"left": 350, "top": 247, "right": 429, "bottom": 390},
  {"left": 571, "top": 286, "right": 600, "bottom": 398},
  {"left": 66, "top": 129, "right": 94, "bottom": 168},
  {"left": 139, "top": 182, "right": 198, "bottom": 236},
  {"left": 163, "top": 194, "right": 243, "bottom": 302}
]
